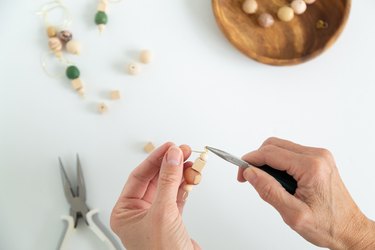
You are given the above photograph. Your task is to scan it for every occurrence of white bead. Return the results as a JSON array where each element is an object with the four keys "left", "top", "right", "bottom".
[
  {"left": 304, "top": 0, "right": 316, "bottom": 4},
  {"left": 257, "top": 13, "right": 274, "bottom": 28},
  {"left": 278, "top": 6, "right": 294, "bottom": 22},
  {"left": 127, "top": 63, "right": 141, "bottom": 75},
  {"left": 140, "top": 50, "right": 152, "bottom": 64},
  {"left": 291, "top": 0, "right": 307, "bottom": 15},
  {"left": 242, "top": 0, "right": 258, "bottom": 14},
  {"left": 66, "top": 40, "right": 81, "bottom": 55}
]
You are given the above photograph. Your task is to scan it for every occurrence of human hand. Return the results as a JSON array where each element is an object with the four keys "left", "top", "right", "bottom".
[
  {"left": 238, "top": 137, "right": 375, "bottom": 250},
  {"left": 111, "top": 142, "right": 201, "bottom": 250}
]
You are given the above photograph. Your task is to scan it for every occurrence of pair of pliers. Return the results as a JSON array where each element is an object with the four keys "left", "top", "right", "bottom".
[
  {"left": 206, "top": 146, "right": 298, "bottom": 195},
  {"left": 58, "top": 155, "right": 121, "bottom": 250}
]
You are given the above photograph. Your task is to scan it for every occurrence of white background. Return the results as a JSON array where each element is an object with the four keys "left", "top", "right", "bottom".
[{"left": 1, "top": 0, "right": 374, "bottom": 249}]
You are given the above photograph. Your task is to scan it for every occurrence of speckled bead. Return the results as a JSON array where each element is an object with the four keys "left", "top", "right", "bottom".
[
  {"left": 291, "top": 0, "right": 307, "bottom": 15},
  {"left": 58, "top": 30, "right": 73, "bottom": 43},
  {"left": 66, "top": 65, "right": 80, "bottom": 80},
  {"left": 257, "top": 13, "right": 274, "bottom": 28},
  {"left": 242, "top": 0, "right": 258, "bottom": 14},
  {"left": 278, "top": 6, "right": 294, "bottom": 22}
]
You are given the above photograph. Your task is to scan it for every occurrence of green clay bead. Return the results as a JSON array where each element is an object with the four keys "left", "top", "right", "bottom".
[
  {"left": 66, "top": 65, "right": 80, "bottom": 80},
  {"left": 95, "top": 11, "right": 108, "bottom": 25}
]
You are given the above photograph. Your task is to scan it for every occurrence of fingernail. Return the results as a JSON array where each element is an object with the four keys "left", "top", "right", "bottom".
[
  {"left": 244, "top": 167, "right": 257, "bottom": 184},
  {"left": 166, "top": 146, "right": 182, "bottom": 166}
]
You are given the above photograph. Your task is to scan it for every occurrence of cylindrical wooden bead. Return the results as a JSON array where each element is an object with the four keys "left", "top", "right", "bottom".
[
  {"left": 140, "top": 50, "right": 152, "bottom": 64},
  {"left": 127, "top": 63, "right": 140, "bottom": 75},
  {"left": 97, "top": 2, "right": 108, "bottom": 12},
  {"left": 48, "top": 37, "right": 62, "bottom": 52},
  {"left": 242, "top": 0, "right": 258, "bottom": 14},
  {"left": 184, "top": 167, "right": 202, "bottom": 185},
  {"left": 183, "top": 184, "right": 194, "bottom": 192}
]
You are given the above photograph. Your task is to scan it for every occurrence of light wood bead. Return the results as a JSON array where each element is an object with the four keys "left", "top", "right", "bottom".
[
  {"left": 47, "top": 26, "right": 57, "bottom": 37},
  {"left": 291, "top": 0, "right": 307, "bottom": 15},
  {"left": 48, "top": 37, "right": 62, "bottom": 52},
  {"left": 144, "top": 142, "right": 155, "bottom": 153},
  {"left": 98, "top": 103, "right": 108, "bottom": 114},
  {"left": 184, "top": 167, "right": 202, "bottom": 185},
  {"left": 66, "top": 40, "right": 81, "bottom": 55},
  {"left": 242, "top": 0, "right": 258, "bottom": 14},
  {"left": 192, "top": 158, "right": 206, "bottom": 173},
  {"left": 97, "top": 2, "right": 108, "bottom": 12},
  {"left": 257, "top": 13, "right": 274, "bottom": 28},
  {"left": 183, "top": 184, "right": 194, "bottom": 192},
  {"left": 304, "top": 0, "right": 316, "bottom": 4},
  {"left": 199, "top": 152, "right": 208, "bottom": 161},
  {"left": 140, "top": 50, "right": 152, "bottom": 64},
  {"left": 71, "top": 78, "right": 83, "bottom": 91},
  {"left": 110, "top": 90, "right": 121, "bottom": 100},
  {"left": 278, "top": 6, "right": 294, "bottom": 22},
  {"left": 98, "top": 24, "right": 106, "bottom": 33},
  {"left": 127, "top": 63, "right": 141, "bottom": 75}
]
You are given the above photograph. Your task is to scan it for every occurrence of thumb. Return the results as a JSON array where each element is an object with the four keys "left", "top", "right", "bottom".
[
  {"left": 243, "top": 167, "right": 305, "bottom": 218},
  {"left": 155, "top": 145, "right": 184, "bottom": 204}
]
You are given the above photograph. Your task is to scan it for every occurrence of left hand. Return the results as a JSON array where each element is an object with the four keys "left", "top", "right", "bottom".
[{"left": 110, "top": 142, "right": 201, "bottom": 250}]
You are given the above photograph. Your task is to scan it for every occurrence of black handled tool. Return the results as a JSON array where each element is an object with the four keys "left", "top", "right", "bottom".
[{"left": 206, "top": 146, "right": 297, "bottom": 195}]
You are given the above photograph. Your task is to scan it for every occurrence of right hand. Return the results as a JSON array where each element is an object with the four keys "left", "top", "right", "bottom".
[{"left": 238, "top": 137, "right": 375, "bottom": 250}]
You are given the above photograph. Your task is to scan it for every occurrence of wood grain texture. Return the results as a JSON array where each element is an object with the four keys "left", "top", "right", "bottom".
[{"left": 212, "top": 0, "right": 351, "bottom": 65}]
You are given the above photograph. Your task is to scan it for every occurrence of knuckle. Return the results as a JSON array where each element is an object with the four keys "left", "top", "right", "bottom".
[
  {"left": 263, "top": 137, "right": 279, "bottom": 146},
  {"left": 159, "top": 171, "right": 179, "bottom": 185},
  {"left": 109, "top": 209, "right": 121, "bottom": 234},
  {"left": 259, "top": 144, "right": 276, "bottom": 154},
  {"left": 286, "top": 210, "right": 310, "bottom": 231},
  {"left": 259, "top": 183, "right": 278, "bottom": 204},
  {"left": 316, "top": 148, "right": 333, "bottom": 160}
]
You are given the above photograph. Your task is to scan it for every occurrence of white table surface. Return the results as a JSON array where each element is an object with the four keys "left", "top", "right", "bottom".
[{"left": 1, "top": 0, "right": 375, "bottom": 249}]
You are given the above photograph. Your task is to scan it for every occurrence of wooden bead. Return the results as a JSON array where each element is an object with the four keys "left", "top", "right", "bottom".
[
  {"left": 71, "top": 78, "right": 84, "bottom": 91},
  {"left": 66, "top": 40, "right": 81, "bottom": 55},
  {"left": 140, "top": 50, "right": 152, "bottom": 64},
  {"left": 304, "top": 0, "right": 316, "bottom": 4},
  {"left": 110, "top": 90, "right": 121, "bottom": 100},
  {"left": 291, "top": 0, "right": 307, "bottom": 15},
  {"left": 48, "top": 37, "right": 62, "bottom": 51},
  {"left": 97, "top": 2, "right": 108, "bottom": 12},
  {"left": 278, "top": 6, "right": 294, "bottom": 22},
  {"left": 199, "top": 152, "right": 208, "bottom": 161},
  {"left": 257, "top": 13, "right": 274, "bottom": 28},
  {"left": 127, "top": 63, "right": 140, "bottom": 75},
  {"left": 144, "top": 142, "right": 155, "bottom": 153},
  {"left": 98, "top": 103, "right": 108, "bottom": 114},
  {"left": 47, "top": 26, "right": 57, "bottom": 37},
  {"left": 242, "top": 0, "right": 258, "bottom": 14},
  {"left": 184, "top": 167, "right": 202, "bottom": 185},
  {"left": 192, "top": 158, "right": 206, "bottom": 173}
]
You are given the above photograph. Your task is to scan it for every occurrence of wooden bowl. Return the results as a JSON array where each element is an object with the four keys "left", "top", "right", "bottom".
[{"left": 212, "top": 0, "right": 351, "bottom": 66}]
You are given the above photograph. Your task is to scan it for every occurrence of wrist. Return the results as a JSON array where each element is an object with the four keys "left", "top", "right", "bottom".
[{"left": 332, "top": 212, "right": 375, "bottom": 250}]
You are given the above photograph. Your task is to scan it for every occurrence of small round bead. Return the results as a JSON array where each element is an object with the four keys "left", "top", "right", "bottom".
[
  {"left": 58, "top": 30, "right": 73, "bottom": 43},
  {"left": 291, "top": 0, "right": 307, "bottom": 15},
  {"left": 184, "top": 168, "right": 202, "bottom": 185},
  {"left": 95, "top": 11, "right": 108, "bottom": 25},
  {"left": 66, "top": 40, "right": 81, "bottom": 55},
  {"left": 278, "top": 6, "right": 294, "bottom": 22},
  {"left": 140, "top": 50, "right": 153, "bottom": 64},
  {"left": 304, "top": 0, "right": 316, "bottom": 4},
  {"left": 47, "top": 26, "right": 57, "bottom": 37},
  {"left": 242, "top": 0, "right": 258, "bottom": 14},
  {"left": 66, "top": 65, "right": 80, "bottom": 80},
  {"left": 257, "top": 13, "right": 274, "bottom": 28},
  {"left": 48, "top": 37, "right": 62, "bottom": 51},
  {"left": 127, "top": 63, "right": 140, "bottom": 75}
]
